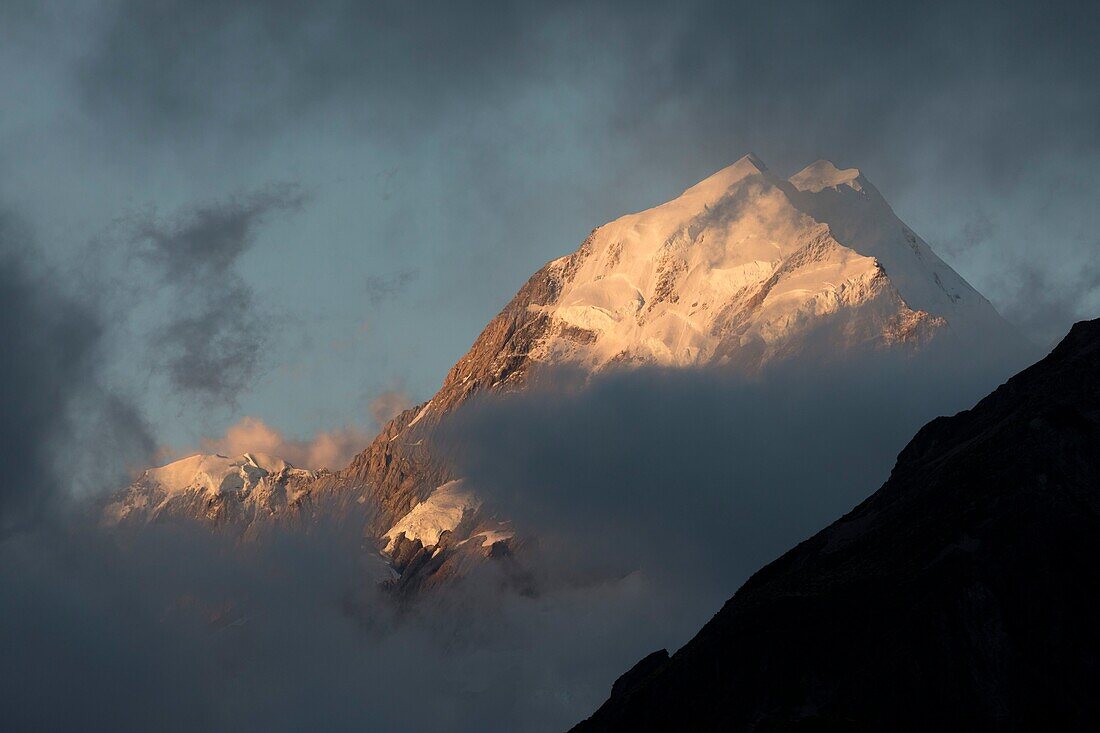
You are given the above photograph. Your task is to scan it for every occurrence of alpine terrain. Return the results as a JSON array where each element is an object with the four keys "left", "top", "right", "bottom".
[{"left": 108, "top": 155, "right": 1029, "bottom": 589}]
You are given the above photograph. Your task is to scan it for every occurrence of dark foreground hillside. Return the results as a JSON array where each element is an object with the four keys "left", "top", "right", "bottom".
[{"left": 574, "top": 319, "right": 1100, "bottom": 731}]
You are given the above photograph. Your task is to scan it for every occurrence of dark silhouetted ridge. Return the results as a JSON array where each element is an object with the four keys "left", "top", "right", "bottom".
[{"left": 573, "top": 318, "right": 1100, "bottom": 731}]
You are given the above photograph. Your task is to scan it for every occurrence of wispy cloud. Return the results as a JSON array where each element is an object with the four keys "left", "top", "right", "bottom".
[
  {"left": 369, "top": 389, "right": 413, "bottom": 428},
  {"left": 363, "top": 269, "right": 418, "bottom": 306},
  {"left": 163, "top": 415, "right": 370, "bottom": 471},
  {"left": 127, "top": 184, "right": 308, "bottom": 403}
]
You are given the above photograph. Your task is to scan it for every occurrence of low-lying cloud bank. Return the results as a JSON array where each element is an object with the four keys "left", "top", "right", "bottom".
[
  {"left": 2, "top": 514, "right": 698, "bottom": 731},
  {"left": 10, "top": 347, "right": 1031, "bottom": 732},
  {"left": 437, "top": 341, "right": 1030, "bottom": 605}
]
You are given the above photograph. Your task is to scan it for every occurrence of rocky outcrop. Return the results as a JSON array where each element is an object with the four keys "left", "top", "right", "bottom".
[{"left": 573, "top": 318, "right": 1100, "bottom": 731}]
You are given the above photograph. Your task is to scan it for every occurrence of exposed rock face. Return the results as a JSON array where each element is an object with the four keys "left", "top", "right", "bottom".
[
  {"left": 111, "top": 155, "right": 1029, "bottom": 590},
  {"left": 573, "top": 318, "right": 1100, "bottom": 731}
]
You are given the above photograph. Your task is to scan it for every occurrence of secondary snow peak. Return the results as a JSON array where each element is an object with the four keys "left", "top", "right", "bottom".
[{"left": 789, "top": 159, "right": 865, "bottom": 193}]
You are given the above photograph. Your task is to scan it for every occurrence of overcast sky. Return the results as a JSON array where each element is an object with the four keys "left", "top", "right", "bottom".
[{"left": 2, "top": 0, "right": 1098, "bottom": 452}]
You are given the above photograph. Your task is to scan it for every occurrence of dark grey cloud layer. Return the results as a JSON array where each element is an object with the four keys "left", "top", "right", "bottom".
[
  {"left": 437, "top": 343, "right": 1029, "bottom": 596},
  {"left": 77, "top": 0, "right": 1100, "bottom": 176},
  {"left": 0, "top": 214, "right": 100, "bottom": 530},
  {"left": 1, "top": 516, "right": 682, "bottom": 731},
  {"left": 65, "top": 0, "right": 1100, "bottom": 346},
  {"left": 77, "top": 0, "right": 534, "bottom": 142},
  {"left": 0, "top": 211, "right": 154, "bottom": 531},
  {"left": 1, "top": 342, "right": 1029, "bottom": 731}
]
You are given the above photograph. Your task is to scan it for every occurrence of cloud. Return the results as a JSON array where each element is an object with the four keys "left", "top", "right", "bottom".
[
  {"left": 2, "top": 333, "right": 1034, "bottom": 732},
  {"left": 997, "top": 257, "right": 1100, "bottom": 348},
  {"left": 369, "top": 389, "right": 413, "bottom": 428},
  {"left": 0, "top": 216, "right": 96, "bottom": 529},
  {"left": 132, "top": 183, "right": 306, "bottom": 281},
  {"left": 171, "top": 415, "right": 370, "bottom": 471},
  {"left": 0, "top": 210, "right": 154, "bottom": 531},
  {"left": 436, "top": 342, "right": 1030, "bottom": 594},
  {"left": 72, "top": 0, "right": 1100, "bottom": 186},
  {"left": 0, "top": 510, "right": 678, "bottom": 732},
  {"left": 939, "top": 209, "right": 996, "bottom": 259},
  {"left": 75, "top": 0, "right": 536, "bottom": 143},
  {"left": 363, "top": 268, "right": 419, "bottom": 306},
  {"left": 126, "top": 184, "right": 308, "bottom": 403}
]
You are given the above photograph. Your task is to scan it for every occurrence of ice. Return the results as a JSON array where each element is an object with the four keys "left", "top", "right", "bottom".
[{"left": 382, "top": 479, "right": 480, "bottom": 553}]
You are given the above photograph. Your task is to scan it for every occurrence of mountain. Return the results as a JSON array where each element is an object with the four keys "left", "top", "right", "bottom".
[
  {"left": 572, "top": 318, "right": 1100, "bottom": 731},
  {"left": 106, "top": 452, "right": 320, "bottom": 537},
  {"left": 489, "top": 153, "right": 1014, "bottom": 373},
  {"left": 109, "top": 155, "right": 1029, "bottom": 588}
]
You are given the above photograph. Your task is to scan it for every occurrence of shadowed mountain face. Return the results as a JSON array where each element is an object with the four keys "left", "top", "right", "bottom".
[{"left": 574, "top": 318, "right": 1100, "bottom": 731}]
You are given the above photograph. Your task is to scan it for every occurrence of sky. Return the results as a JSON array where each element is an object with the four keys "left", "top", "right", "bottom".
[
  {"left": 1, "top": 0, "right": 1098, "bottom": 455},
  {"left": 2, "top": 2, "right": 1099, "bottom": 729}
]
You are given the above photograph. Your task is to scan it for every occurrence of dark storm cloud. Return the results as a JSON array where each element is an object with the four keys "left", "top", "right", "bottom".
[
  {"left": 76, "top": 0, "right": 1100, "bottom": 175},
  {"left": 127, "top": 184, "right": 307, "bottom": 402},
  {"left": 77, "top": 0, "right": 536, "bottom": 142}
]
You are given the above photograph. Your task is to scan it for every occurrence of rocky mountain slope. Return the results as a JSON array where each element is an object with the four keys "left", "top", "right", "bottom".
[
  {"left": 572, "top": 318, "right": 1100, "bottom": 731},
  {"left": 110, "top": 155, "right": 1029, "bottom": 589}
]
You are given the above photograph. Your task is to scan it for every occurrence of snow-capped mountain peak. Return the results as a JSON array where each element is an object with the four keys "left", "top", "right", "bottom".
[
  {"left": 788, "top": 159, "right": 865, "bottom": 193},
  {"left": 512, "top": 154, "right": 1016, "bottom": 373}
]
